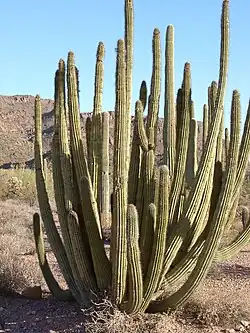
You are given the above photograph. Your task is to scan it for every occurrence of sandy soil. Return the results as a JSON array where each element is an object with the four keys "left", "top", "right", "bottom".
[
  {"left": 0, "top": 199, "right": 250, "bottom": 333},
  {"left": 1, "top": 248, "right": 249, "bottom": 333}
]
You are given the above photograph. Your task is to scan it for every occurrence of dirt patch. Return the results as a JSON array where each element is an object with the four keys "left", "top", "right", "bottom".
[{"left": 0, "top": 199, "right": 250, "bottom": 332}]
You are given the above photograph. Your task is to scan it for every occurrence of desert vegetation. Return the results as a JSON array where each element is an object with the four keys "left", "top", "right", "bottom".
[{"left": 1, "top": 0, "right": 250, "bottom": 332}]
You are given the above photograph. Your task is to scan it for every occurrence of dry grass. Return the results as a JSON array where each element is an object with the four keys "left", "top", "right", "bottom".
[
  {"left": 82, "top": 210, "right": 250, "bottom": 333},
  {"left": 0, "top": 166, "right": 54, "bottom": 205},
  {"left": 0, "top": 199, "right": 43, "bottom": 295},
  {"left": 0, "top": 248, "right": 30, "bottom": 295},
  {"left": 82, "top": 296, "right": 250, "bottom": 333},
  {"left": 177, "top": 300, "right": 250, "bottom": 328},
  {"left": 83, "top": 299, "right": 178, "bottom": 333},
  {"left": 0, "top": 169, "right": 249, "bottom": 332},
  {"left": 238, "top": 176, "right": 250, "bottom": 211}
]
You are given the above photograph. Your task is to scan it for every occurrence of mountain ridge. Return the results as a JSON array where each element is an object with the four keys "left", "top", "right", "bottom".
[{"left": 0, "top": 94, "right": 203, "bottom": 169}]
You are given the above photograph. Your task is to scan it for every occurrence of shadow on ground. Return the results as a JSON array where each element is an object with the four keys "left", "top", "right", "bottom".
[
  {"left": 1, "top": 296, "right": 87, "bottom": 333},
  {"left": 208, "top": 263, "right": 250, "bottom": 280}
]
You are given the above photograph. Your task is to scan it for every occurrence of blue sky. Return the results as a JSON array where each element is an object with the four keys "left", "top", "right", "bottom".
[{"left": 0, "top": 0, "right": 249, "bottom": 127}]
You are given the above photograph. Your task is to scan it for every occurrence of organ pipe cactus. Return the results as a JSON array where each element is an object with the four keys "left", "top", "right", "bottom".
[{"left": 33, "top": 0, "right": 250, "bottom": 314}]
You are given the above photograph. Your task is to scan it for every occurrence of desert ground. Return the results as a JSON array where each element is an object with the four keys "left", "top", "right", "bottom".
[
  {"left": 0, "top": 96, "right": 250, "bottom": 332},
  {"left": 0, "top": 167, "right": 249, "bottom": 333}
]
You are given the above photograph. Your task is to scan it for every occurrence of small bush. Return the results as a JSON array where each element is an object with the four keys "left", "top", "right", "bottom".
[
  {"left": 177, "top": 300, "right": 250, "bottom": 329},
  {"left": 83, "top": 299, "right": 183, "bottom": 333},
  {"left": 0, "top": 200, "right": 42, "bottom": 295},
  {"left": 0, "top": 166, "right": 54, "bottom": 205},
  {"left": 0, "top": 249, "right": 28, "bottom": 295}
]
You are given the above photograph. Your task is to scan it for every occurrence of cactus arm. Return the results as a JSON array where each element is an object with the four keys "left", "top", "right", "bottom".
[
  {"left": 187, "top": 158, "right": 221, "bottom": 250},
  {"left": 55, "top": 60, "right": 98, "bottom": 295},
  {"left": 100, "top": 112, "right": 111, "bottom": 228},
  {"left": 208, "top": 81, "right": 218, "bottom": 123},
  {"left": 161, "top": 0, "right": 229, "bottom": 279},
  {"left": 155, "top": 166, "right": 222, "bottom": 301},
  {"left": 186, "top": 119, "right": 198, "bottom": 188},
  {"left": 140, "top": 166, "right": 169, "bottom": 311},
  {"left": 52, "top": 118, "right": 92, "bottom": 298},
  {"left": 172, "top": 156, "right": 220, "bottom": 270},
  {"left": 215, "top": 222, "right": 250, "bottom": 261},
  {"left": 216, "top": 111, "right": 224, "bottom": 162},
  {"left": 125, "top": 0, "right": 133, "bottom": 116},
  {"left": 152, "top": 167, "right": 160, "bottom": 217},
  {"left": 168, "top": 63, "right": 191, "bottom": 225},
  {"left": 224, "top": 194, "right": 240, "bottom": 233},
  {"left": 177, "top": 192, "right": 185, "bottom": 221},
  {"left": 66, "top": 52, "right": 92, "bottom": 184},
  {"left": 135, "top": 100, "right": 149, "bottom": 152},
  {"left": 146, "top": 28, "right": 161, "bottom": 150},
  {"left": 225, "top": 101, "right": 250, "bottom": 230},
  {"left": 202, "top": 104, "right": 208, "bottom": 148},
  {"left": 135, "top": 148, "right": 145, "bottom": 225},
  {"left": 163, "top": 25, "right": 176, "bottom": 177},
  {"left": 33, "top": 213, "right": 74, "bottom": 301},
  {"left": 128, "top": 103, "right": 141, "bottom": 204},
  {"left": 151, "top": 88, "right": 240, "bottom": 312},
  {"left": 224, "top": 127, "right": 229, "bottom": 163},
  {"left": 140, "top": 149, "right": 155, "bottom": 272},
  {"left": 242, "top": 205, "right": 249, "bottom": 229},
  {"left": 139, "top": 185, "right": 155, "bottom": 275},
  {"left": 122, "top": 204, "right": 143, "bottom": 314},
  {"left": 67, "top": 52, "right": 88, "bottom": 182},
  {"left": 139, "top": 80, "right": 148, "bottom": 111},
  {"left": 190, "top": 100, "right": 195, "bottom": 119},
  {"left": 215, "top": 206, "right": 250, "bottom": 261},
  {"left": 43, "top": 158, "right": 48, "bottom": 184},
  {"left": 111, "top": 39, "right": 128, "bottom": 305},
  {"left": 91, "top": 42, "right": 104, "bottom": 200},
  {"left": 85, "top": 116, "right": 93, "bottom": 174},
  {"left": 175, "top": 88, "right": 183, "bottom": 144},
  {"left": 34, "top": 95, "right": 80, "bottom": 301},
  {"left": 67, "top": 208, "right": 98, "bottom": 293},
  {"left": 80, "top": 177, "right": 111, "bottom": 290},
  {"left": 124, "top": 0, "right": 134, "bottom": 180},
  {"left": 153, "top": 234, "right": 206, "bottom": 301},
  {"left": 67, "top": 52, "right": 111, "bottom": 292},
  {"left": 67, "top": 51, "right": 102, "bottom": 238},
  {"left": 75, "top": 66, "right": 80, "bottom": 104},
  {"left": 136, "top": 29, "right": 161, "bottom": 230},
  {"left": 232, "top": 100, "right": 250, "bottom": 200},
  {"left": 53, "top": 62, "right": 97, "bottom": 296}
]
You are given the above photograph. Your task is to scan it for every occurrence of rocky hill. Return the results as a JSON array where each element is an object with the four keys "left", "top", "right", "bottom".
[
  {"left": 0, "top": 95, "right": 204, "bottom": 169},
  {"left": 0, "top": 95, "right": 53, "bottom": 168}
]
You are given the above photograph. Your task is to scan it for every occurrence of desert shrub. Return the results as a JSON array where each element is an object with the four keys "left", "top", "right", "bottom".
[
  {"left": 83, "top": 298, "right": 250, "bottom": 333},
  {"left": 83, "top": 299, "right": 176, "bottom": 333},
  {"left": 177, "top": 300, "right": 250, "bottom": 329},
  {"left": 0, "top": 200, "right": 42, "bottom": 295},
  {"left": 0, "top": 248, "right": 28, "bottom": 295},
  {"left": 0, "top": 166, "right": 54, "bottom": 205}
]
